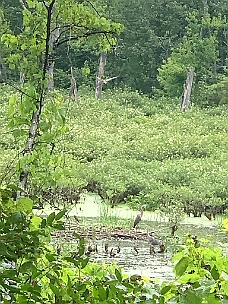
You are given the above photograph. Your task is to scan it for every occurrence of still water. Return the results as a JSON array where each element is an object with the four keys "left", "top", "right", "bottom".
[{"left": 46, "top": 193, "right": 228, "bottom": 281}]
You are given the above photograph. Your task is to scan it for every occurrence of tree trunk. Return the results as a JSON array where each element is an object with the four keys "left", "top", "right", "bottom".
[
  {"left": 95, "top": 52, "right": 107, "bottom": 99},
  {"left": 18, "top": 109, "right": 41, "bottom": 194},
  {"left": 180, "top": 67, "right": 194, "bottom": 112},
  {"left": 46, "top": 27, "right": 60, "bottom": 91},
  {"left": 69, "top": 67, "right": 78, "bottom": 101}
]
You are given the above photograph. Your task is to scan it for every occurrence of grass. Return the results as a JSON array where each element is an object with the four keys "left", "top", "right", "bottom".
[{"left": 99, "top": 203, "right": 132, "bottom": 229}]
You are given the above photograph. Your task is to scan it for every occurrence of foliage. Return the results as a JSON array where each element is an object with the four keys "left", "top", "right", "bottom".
[
  {"left": 1, "top": 0, "right": 228, "bottom": 97},
  {"left": 1, "top": 84, "right": 228, "bottom": 220},
  {"left": 194, "top": 75, "right": 228, "bottom": 107},
  {"left": 157, "top": 11, "right": 224, "bottom": 99},
  {"left": 2, "top": 185, "right": 228, "bottom": 303},
  {"left": 0, "top": 185, "right": 155, "bottom": 303},
  {"left": 164, "top": 236, "right": 228, "bottom": 303},
  {"left": 0, "top": 0, "right": 123, "bottom": 195}
]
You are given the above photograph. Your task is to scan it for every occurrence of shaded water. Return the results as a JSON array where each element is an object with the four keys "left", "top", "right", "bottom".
[
  {"left": 88, "top": 238, "right": 174, "bottom": 281},
  {"left": 42, "top": 193, "right": 228, "bottom": 281},
  {"left": 79, "top": 220, "right": 228, "bottom": 282}
]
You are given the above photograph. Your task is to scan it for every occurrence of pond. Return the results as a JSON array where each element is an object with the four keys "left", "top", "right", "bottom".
[{"left": 39, "top": 193, "right": 228, "bottom": 282}]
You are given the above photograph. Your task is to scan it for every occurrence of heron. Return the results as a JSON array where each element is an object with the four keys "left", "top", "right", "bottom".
[
  {"left": 148, "top": 236, "right": 160, "bottom": 246},
  {"left": 133, "top": 205, "right": 146, "bottom": 228},
  {"left": 148, "top": 232, "right": 161, "bottom": 246}
]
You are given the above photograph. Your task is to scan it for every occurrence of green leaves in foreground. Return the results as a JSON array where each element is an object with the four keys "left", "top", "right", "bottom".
[{"left": 2, "top": 185, "right": 228, "bottom": 303}]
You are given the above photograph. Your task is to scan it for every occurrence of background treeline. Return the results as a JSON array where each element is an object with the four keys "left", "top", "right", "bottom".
[{"left": 1, "top": 0, "right": 228, "bottom": 105}]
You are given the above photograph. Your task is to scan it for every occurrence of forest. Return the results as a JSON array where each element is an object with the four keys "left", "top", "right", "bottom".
[{"left": 1, "top": 0, "right": 228, "bottom": 303}]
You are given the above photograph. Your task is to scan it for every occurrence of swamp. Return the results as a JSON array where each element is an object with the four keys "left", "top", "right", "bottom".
[{"left": 45, "top": 193, "right": 228, "bottom": 282}]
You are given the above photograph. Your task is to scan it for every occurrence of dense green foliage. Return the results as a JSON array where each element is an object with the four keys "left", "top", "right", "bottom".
[
  {"left": 1, "top": 0, "right": 228, "bottom": 103},
  {"left": 1, "top": 85, "right": 228, "bottom": 221}
]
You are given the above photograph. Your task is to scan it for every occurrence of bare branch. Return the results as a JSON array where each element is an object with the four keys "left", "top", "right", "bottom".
[{"left": 19, "top": 0, "right": 27, "bottom": 10}]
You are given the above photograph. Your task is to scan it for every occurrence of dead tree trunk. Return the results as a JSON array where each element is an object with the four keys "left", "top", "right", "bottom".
[
  {"left": 180, "top": 67, "right": 194, "bottom": 112},
  {"left": 95, "top": 52, "right": 107, "bottom": 99},
  {"left": 69, "top": 67, "right": 78, "bottom": 101}
]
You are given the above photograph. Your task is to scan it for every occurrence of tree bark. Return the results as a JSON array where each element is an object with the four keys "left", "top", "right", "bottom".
[
  {"left": 69, "top": 67, "right": 78, "bottom": 101},
  {"left": 95, "top": 52, "right": 107, "bottom": 99},
  {"left": 46, "top": 27, "right": 60, "bottom": 91},
  {"left": 180, "top": 67, "right": 194, "bottom": 112}
]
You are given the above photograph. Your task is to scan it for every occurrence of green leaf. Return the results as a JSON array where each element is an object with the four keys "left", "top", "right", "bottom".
[
  {"left": 205, "top": 294, "right": 221, "bottom": 304},
  {"left": 46, "top": 253, "right": 56, "bottom": 262},
  {"left": 211, "top": 265, "right": 219, "bottom": 280},
  {"left": 80, "top": 258, "right": 89, "bottom": 269},
  {"left": 20, "top": 261, "right": 35, "bottom": 273},
  {"left": 8, "top": 95, "right": 17, "bottom": 116},
  {"left": 49, "top": 283, "right": 61, "bottom": 296},
  {"left": 41, "top": 218, "right": 46, "bottom": 228},
  {"left": 15, "top": 197, "right": 33, "bottom": 213},
  {"left": 55, "top": 210, "right": 66, "bottom": 220},
  {"left": 30, "top": 216, "right": 42, "bottom": 231},
  {"left": 46, "top": 212, "right": 55, "bottom": 226},
  {"left": 184, "top": 289, "right": 202, "bottom": 304},
  {"left": 73, "top": 232, "right": 82, "bottom": 240},
  {"left": 221, "top": 280, "right": 228, "bottom": 296},
  {"left": 115, "top": 268, "right": 122, "bottom": 282},
  {"left": 174, "top": 256, "right": 189, "bottom": 277},
  {"left": 160, "top": 284, "right": 172, "bottom": 295},
  {"left": 98, "top": 285, "right": 107, "bottom": 301}
]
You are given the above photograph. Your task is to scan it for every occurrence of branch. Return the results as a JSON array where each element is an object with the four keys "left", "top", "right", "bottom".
[
  {"left": 57, "top": 30, "right": 117, "bottom": 47},
  {"left": 41, "top": 0, "right": 48, "bottom": 9},
  {"left": 19, "top": 0, "right": 27, "bottom": 10},
  {"left": 3, "top": 80, "right": 39, "bottom": 103},
  {"left": 42, "top": 0, "right": 56, "bottom": 86},
  {"left": 101, "top": 76, "right": 119, "bottom": 84}
]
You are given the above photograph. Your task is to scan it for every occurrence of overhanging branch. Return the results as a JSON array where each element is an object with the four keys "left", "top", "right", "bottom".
[{"left": 57, "top": 30, "right": 117, "bottom": 47}]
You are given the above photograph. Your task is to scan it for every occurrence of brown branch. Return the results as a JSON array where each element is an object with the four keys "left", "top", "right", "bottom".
[{"left": 57, "top": 30, "right": 117, "bottom": 47}]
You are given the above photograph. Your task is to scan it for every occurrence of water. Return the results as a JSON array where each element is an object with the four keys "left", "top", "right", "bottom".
[
  {"left": 44, "top": 193, "right": 228, "bottom": 281},
  {"left": 88, "top": 238, "right": 174, "bottom": 281}
]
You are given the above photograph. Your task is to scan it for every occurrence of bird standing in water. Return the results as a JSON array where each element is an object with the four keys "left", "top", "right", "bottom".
[{"left": 133, "top": 206, "right": 146, "bottom": 228}]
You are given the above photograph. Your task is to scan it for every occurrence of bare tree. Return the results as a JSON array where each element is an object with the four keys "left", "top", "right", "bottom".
[
  {"left": 180, "top": 67, "right": 194, "bottom": 112},
  {"left": 69, "top": 67, "right": 78, "bottom": 101},
  {"left": 95, "top": 52, "right": 107, "bottom": 99},
  {"left": 95, "top": 52, "right": 118, "bottom": 99}
]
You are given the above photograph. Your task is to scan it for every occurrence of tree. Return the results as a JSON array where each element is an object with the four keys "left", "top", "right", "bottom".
[
  {"left": 157, "top": 11, "right": 222, "bottom": 99},
  {"left": 1, "top": 0, "right": 122, "bottom": 196}
]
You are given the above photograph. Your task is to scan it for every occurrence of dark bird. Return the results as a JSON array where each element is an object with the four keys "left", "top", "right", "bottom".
[
  {"left": 148, "top": 232, "right": 160, "bottom": 246},
  {"left": 192, "top": 235, "right": 200, "bottom": 247},
  {"left": 104, "top": 243, "right": 109, "bottom": 254},
  {"left": 171, "top": 225, "right": 178, "bottom": 236},
  {"left": 117, "top": 246, "right": 121, "bottom": 253},
  {"left": 87, "top": 245, "right": 93, "bottom": 252},
  {"left": 57, "top": 246, "right": 61, "bottom": 255},
  {"left": 150, "top": 245, "right": 155, "bottom": 255},
  {"left": 133, "top": 246, "right": 139, "bottom": 254},
  {"left": 110, "top": 248, "right": 116, "bottom": 257},
  {"left": 85, "top": 245, "right": 93, "bottom": 256},
  {"left": 148, "top": 236, "right": 160, "bottom": 246},
  {"left": 158, "top": 243, "right": 165, "bottom": 253},
  {"left": 133, "top": 206, "right": 146, "bottom": 228}
]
